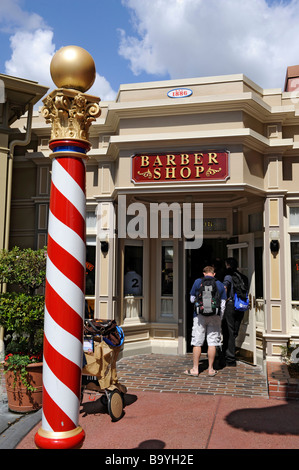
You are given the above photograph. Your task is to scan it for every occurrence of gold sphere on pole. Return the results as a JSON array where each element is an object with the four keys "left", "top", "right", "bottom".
[{"left": 50, "top": 45, "right": 96, "bottom": 92}]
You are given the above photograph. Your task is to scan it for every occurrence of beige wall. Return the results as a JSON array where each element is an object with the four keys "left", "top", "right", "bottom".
[
  {"left": 9, "top": 73, "right": 299, "bottom": 360},
  {"left": 119, "top": 111, "right": 244, "bottom": 135}
]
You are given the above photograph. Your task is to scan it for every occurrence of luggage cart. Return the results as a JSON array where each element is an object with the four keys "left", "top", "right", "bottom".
[{"left": 81, "top": 319, "right": 126, "bottom": 422}]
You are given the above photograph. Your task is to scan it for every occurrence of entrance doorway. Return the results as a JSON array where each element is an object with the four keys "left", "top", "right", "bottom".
[
  {"left": 185, "top": 233, "right": 262, "bottom": 363},
  {"left": 185, "top": 238, "right": 228, "bottom": 352}
]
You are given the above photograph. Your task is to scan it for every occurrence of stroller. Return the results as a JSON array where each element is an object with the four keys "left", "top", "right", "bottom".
[{"left": 81, "top": 319, "right": 126, "bottom": 422}]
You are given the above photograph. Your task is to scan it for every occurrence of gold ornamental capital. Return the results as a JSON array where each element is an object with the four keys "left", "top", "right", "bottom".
[{"left": 41, "top": 88, "right": 101, "bottom": 144}]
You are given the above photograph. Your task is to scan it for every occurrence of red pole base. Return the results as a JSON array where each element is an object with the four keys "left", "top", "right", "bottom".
[{"left": 34, "top": 426, "right": 85, "bottom": 449}]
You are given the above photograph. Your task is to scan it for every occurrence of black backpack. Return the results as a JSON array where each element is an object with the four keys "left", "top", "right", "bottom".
[
  {"left": 195, "top": 278, "right": 221, "bottom": 316},
  {"left": 231, "top": 271, "right": 248, "bottom": 301}
]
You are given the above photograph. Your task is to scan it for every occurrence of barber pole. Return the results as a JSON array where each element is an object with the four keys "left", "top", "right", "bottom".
[
  {"left": 35, "top": 141, "right": 88, "bottom": 449},
  {"left": 34, "top": 46, "right": 101, "bottom": 449}
]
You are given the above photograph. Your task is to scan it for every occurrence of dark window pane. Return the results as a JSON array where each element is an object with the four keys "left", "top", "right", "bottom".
[
  {"left": 291, "top": 239, "right": 299, "bottom": 301},
  {"left": 86, "top": 245, "right": 96, "bottom": 296},
  {"left": 124, "top": 245, "right": 143, "bottom": 295},
  {"left": 161, "top": 245, "right": 173, "bottom": 296},
  {"left": 255, "top": 246, "right": 263, "bottom": 299}
]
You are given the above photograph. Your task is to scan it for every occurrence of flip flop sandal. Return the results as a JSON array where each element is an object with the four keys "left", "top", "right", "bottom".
[
  {"left": 208, "top": 370, "right": 218, "bottom": 377},
  {"left": 184, "top": 370, "right": 199, "bottom": 377}
]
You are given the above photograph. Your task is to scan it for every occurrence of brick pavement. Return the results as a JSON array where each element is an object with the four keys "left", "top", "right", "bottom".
[
  {"left": 267, "top": 361, "right": 299, "bottom": 400},
  {"left": 116, "top": 353, "right": 269, "bottom": 398}
]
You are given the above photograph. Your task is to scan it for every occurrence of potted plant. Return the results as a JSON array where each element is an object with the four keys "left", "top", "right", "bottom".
[
  {"left": 0, "top": 246, "right": 46, "bottom": 412},
  {"left": 281, "top": 343, "right": 299, "bottom": 379}
]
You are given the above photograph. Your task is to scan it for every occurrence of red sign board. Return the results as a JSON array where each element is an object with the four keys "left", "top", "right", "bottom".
[{"left": 131, "top": 152, "right": 229, "bottom": 184}]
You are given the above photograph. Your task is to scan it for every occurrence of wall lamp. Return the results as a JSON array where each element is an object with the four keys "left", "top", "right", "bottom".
[
  {"left": 270, "top": 231, "right": 280, "bottom": 257},
  {"left": 100, "top": 241, "right": 109, "bottom": 254},
  {"left": 99, "top": 233, "right": 109, "bottom": 255}
]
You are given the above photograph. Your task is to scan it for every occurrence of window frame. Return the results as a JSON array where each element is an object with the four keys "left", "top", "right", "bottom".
[{"left": 156, "top": 238, "right": 178, "bottom": 323}]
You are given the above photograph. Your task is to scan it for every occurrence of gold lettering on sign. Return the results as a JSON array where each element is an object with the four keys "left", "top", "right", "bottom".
[
  {"left": 153, "top": 156, "right": 163, "bottom": 166},
  {"left": 194, "top": 153, "right": 204, "bottom": 164},
  {"left": 154, "top": 168, "right": 161, "bottom": 179},
  {"left": 180, "top": 167, "right": 191, "bottom": 178},
  {"left": 208, "top": 153, "right": 218, "bottom": 164},
  {"left": 166, "top": 155, "right": 176, "bottom": 166},
  {"left": 141, "top": 156, "right": 149, "bottom": 167},
  {"left": 133, "top": 152, "right": 227, "bottom": 183},
  {"left": 181, "top": 154, "right": 189, "bottom": 165},
  {"left": 196, "top": 166, "right": 204, "bottom": 177},
  {"left": 166, "top": 167, "right": 176, "bottom": 179}
]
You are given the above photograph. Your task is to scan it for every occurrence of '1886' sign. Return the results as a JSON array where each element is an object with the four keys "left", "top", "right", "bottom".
[{"left": 131, "top": 152, "right": 229, "bottom": 183}]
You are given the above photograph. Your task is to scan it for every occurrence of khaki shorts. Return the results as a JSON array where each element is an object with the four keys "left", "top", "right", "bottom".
[{"left": 191, "top": 314, "right": 221, "bottom": 347}]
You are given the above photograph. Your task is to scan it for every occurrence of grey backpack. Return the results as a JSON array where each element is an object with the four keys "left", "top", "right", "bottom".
[{"left": 195, "top": 278, "right": 221, "bottom": 316}]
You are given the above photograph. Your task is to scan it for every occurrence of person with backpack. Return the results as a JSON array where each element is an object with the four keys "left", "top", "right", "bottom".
[
  {"left": 222, "top": 257, "right": 249, "bottom": 367},
  {"left": 184, "top": 266, "right": 226, "bottom": 377}
]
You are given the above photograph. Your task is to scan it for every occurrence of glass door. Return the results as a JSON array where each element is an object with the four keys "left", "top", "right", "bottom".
[{"left": 227, "top": 233, "right": 256, "bottom": 364}]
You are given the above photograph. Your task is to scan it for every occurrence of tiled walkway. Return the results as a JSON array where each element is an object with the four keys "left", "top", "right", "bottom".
[{"left": 116, "top": 353, "right": 269, "bottom": 398}]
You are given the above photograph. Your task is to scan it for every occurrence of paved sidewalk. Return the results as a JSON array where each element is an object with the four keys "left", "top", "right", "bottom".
[
  {"left": 16, "top": 390, "right": 299, "bottom": 450},
  {"left": 1, "top": 354, "right": 299, "bottom": 451}
]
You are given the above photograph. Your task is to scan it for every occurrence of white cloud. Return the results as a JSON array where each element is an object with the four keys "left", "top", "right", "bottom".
[
  {"left": 5, "top": 29, "right": 55, "bottom": 86},
  {"left": 5, "top": 29, "right": 117, "bottom": 101},
  {"left": 89, "top": 74, "right": 117, "bottom": 101},
  {"left": 119, "top": 0, "right": 299, "bottom": 89},
  {"left": 0, "top": 0, "right": 116, "bottom": 101},
  {"left": 0, "top": 0, "right": 47, "bottom": 33}
]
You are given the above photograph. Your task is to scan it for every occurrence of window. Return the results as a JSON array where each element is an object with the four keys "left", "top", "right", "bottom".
[
  {"left": 124, "top": 245, "right": 143, "bottom": 296},
  {"left": 291, "top": 236, "right": 299, "bottom": 301},
  {"left": 290, "top": 207, "right": 299, "bottom": 227},
  {"left": 86, "top": 211, "right": 97, "bottom": 231},
  {"left": 203, "top": 218, "right": 227, "bottom": 232},
  {"left": 123, "top": 243, "right": 143, "bottom": 320},
  {"left": 249, "top": 212, "right": 263, "bottom": 232},
  {"left": 36, "top": 203, "right": 49, "bottom": 249},
  {"left": 161, "top": 242, "right": 174, "bottom": 316},
  {"left": 255, "top": 246, "right": 263, "bottom": 299},
  {"left": 86, "top": 245, "right": 96, "bottom": 296},
  {"left": 85, "top": 239, "right": 96, "bottom": 319}
]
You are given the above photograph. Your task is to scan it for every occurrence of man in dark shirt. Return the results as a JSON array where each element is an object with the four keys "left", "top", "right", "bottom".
[{"left": 222, "top": 257, "right": 248, "bottom": 367}]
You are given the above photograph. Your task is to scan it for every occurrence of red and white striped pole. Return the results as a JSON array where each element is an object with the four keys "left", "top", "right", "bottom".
[
  {"left": 35, "top": 142, "right": 88, "bottom": 449},
  {"left": 35, "top": 46, "right": 100, "bottom": 449}
]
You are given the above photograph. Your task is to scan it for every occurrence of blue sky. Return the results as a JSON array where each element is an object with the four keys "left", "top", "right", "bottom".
[{"left": 0, "top": 0, "right": 298, "bottom": 101}]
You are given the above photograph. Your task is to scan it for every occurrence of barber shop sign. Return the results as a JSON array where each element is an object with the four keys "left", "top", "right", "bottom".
[{"left": 131, "top": 151, "right": 229, "bottom": 184}]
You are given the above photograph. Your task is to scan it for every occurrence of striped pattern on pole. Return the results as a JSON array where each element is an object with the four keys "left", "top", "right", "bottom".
[{"left": 41, "top": 144, "right": 87, "bottom": 434}]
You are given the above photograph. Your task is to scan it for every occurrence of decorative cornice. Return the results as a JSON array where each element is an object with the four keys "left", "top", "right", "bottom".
[{"left": 41, "top": 88, "right": 101, "bottom": 144}]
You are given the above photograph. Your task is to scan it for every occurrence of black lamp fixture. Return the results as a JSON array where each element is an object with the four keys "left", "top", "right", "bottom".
[
  {"left": 270, "top": 239, "right": 279, "bottom": 254},
  {"left": 100, "top": 240, "right": 109, "bottom": 254},
  {"left": 270, "top": 231, "right": 280, "bottom": 256},
  {"left": 99, "top": 232, "right": 109, "bottom": 254}
]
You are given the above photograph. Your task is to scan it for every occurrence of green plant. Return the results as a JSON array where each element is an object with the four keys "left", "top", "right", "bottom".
[
  {"left": 4, "top": 352, "right": 42, "bottom": 391},
  {"left": 281, "top": 343, "right": 299, "bottom": 374},
  {"left": 0, "top": 247, "right": 46, "bottom": 390},
  {"left": 0, "top": 293, "right": 44, "bottom": 353},
  {"left": 0, "top": 246, "right": 46, "bottom": 295}
]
